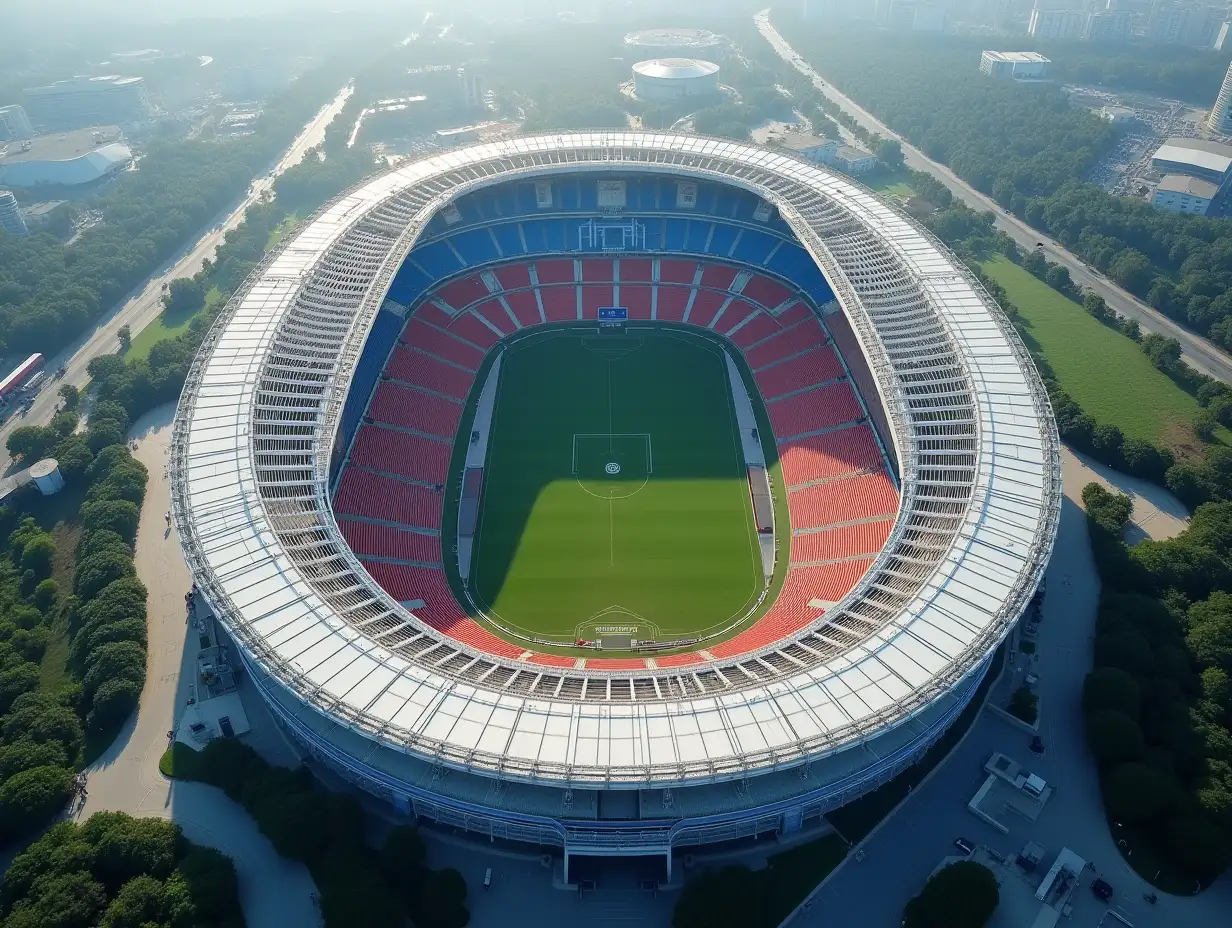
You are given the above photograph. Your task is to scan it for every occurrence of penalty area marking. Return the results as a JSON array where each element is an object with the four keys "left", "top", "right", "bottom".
[{"left": 571, "top": 432, "right": 653, "bottom": 500}]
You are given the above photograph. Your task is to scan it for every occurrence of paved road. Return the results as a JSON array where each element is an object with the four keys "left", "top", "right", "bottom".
[
  {"left": 754, "top": 10, "right": 1232, "bottom": 384},
  {"left": 77, "top": 406, "right": 321, "bottom": 928},
  {"left": 786, "top": 454, "right": 1231, "bottom": 928},
  {"left": 0, "top": 84, "right": 352, "bottom": 475}
]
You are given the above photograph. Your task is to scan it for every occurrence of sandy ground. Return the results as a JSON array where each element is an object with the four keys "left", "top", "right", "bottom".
[{"left": 1061, "top": 446, "right": 1189, "bottom": 541}]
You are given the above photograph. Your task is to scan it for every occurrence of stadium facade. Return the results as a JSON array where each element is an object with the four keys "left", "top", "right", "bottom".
[{"left": 171, "top": 132, "right": 1060, "bottom": 880}]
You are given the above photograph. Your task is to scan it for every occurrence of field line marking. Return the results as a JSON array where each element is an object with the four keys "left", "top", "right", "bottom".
[{"left": 608, "top": 494, "right": 614, "bottom": 567}]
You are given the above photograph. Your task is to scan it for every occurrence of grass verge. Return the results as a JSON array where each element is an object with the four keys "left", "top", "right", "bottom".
[
  {"left": 980, "top": 256, "right": 1223, "bottom": 452},
  {"left": 125, "top": 285, "right": 224, "bottom": 361},
  {"left": 160, "top": 742, "right": 206, "bottom": 779}
]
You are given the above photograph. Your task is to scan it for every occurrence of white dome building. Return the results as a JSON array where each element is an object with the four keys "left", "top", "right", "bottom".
[{"left": 632, "top": 58, "right": 720, "bottom": 102}]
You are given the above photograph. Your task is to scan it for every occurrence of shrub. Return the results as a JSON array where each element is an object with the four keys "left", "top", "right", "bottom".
[{"left": 0, "top": 765, "right": 75, "bottom": 840}]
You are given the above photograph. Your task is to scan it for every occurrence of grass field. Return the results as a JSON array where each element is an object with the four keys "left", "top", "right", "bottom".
[
  {"left": 469, "top": 329, "right": 765, "bottom": 642},
  {"left": 125, "top": 285, "right": 224, "bottom": 362},
  {"left": 980, "top": 256, "right": 1225, "bottom": 451}
]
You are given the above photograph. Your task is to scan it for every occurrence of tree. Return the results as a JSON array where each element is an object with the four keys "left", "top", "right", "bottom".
[
  {"left": 413, "top": 866, "right": 470, "bottom": 928},
  {"left": 1102, "top": 762, "right": 1185, "bottom": 825},
  {"left": 98, "top": 875, "right": 163, "bottom": 928},
  {"left": 58, "top": 383, "right": 80, "bottom": 410},
  {"left": 672, "top": 865, "right": 765, "bottom": 928},
  {"left": 1083, "top": 291, "right": 1109, "bottom": 320},
  {"left": 52, "top": 436, "right": 93, "bottom": 480},
  {"left": 1044, "top": 264, "right": 1071, "bottom": 293},
  {"left": 1086, "top": 710, "right": 1146, "bottom": 767},
  {"left": 0, "top": 765, "right": 74, "bottom": 840},
  {"left": 33, "top": 578, "right": 59, "bottom": 611},
  {"left": 902, "top": 861, "right": 999, "bottom": 928},
  {"left": 1008, "top": 686, "right": 1038, "bottom": 725},
  {"left": 73, "top": 548, "right": 135, "bottom": 600},
  {"left": 83, "top": 812, "right": 181, "bottom": 891},
  {"left": 116, "top": 325, "right": 131, "bottom": 353},
  {"left": 380, "top": 824, "right": 427, "bottom": 883},
  {"left": 0, "top": 739, "right": 68, "bottom": 780},
  {"left": 6, "top": 425, "right": 58, "bottom": 462},
  {"left": 1084, "top": 668, "right": 1142, "bottom": 719},
  {"left": 87, "top": 678, "right": 142, "bottom": 732},
  {"left": 0, "top": 869, "right": 108, "bottom": 928},
  {"left": 85, "top": 420, "right": 127, "bottom": 455},
  {"left": 876, "top": 138, "right": 903, "bottom": 169},
  {"left": 165, "top": 845, "right": 240, "bottom": 923},
  {"left": 163, "top": 278, "right": 205, "bottom": 315},
  {"left": 81, "top": 641, "right": 146, "bottom": 702},
  {"left": 18, "top": 534, "right": 56, "bottom": 579},
  {"left": 1188, "top": 593, "right": 1232, "bottom": 672}
]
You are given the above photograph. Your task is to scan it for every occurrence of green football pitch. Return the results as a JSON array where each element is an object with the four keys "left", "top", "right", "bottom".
[{"left": 465, "top": 328, "right": 768, "bottom": 644}]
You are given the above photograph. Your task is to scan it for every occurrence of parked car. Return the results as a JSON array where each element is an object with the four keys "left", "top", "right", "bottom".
[
  {"left": 954, "top": 837, "right": 975, "bottom": 856},
  {"left": 1092, "top": 877, "right": 1114, "bottom": 901}
]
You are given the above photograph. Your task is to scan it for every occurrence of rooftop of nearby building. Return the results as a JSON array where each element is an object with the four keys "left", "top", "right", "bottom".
[
  {"left": 835, "top": 144, "right": 875, "bottom": 161},
  {"left": 982, "top": 51, "right": 1050, "bottom": 64},
  {"left": 1153, "top": 137, "right": 1232, "bottom": 176},
  {"left": 1157, "top": 174, "right": 1219, "bottom": 198},
  {"left": 0, "top": 126, "right": 123, "bottom": 164},
  {"left": 780, "top": 134, "right": 834, "bottom": 152}
]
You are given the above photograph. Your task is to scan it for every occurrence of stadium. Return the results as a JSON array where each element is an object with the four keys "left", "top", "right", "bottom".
[{"left": 170, "top": 132, "right": 1060, "bottom": 882}]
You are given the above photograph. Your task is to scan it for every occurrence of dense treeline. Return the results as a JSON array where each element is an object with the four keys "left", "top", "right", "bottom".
[
  {"left": 1040, "top": 42, "right": 1232, "bottom": 104},
  {"left": 164, "top": 739, "right": 467, "bottom": 928},
  {"left": 1, "top": 398, "right": 150, "bottom": 839},
  {"left": 0, "top": 58, "right": 352, "bottom": 362},
  {"left": 1, "top": 811, "right": 244, "bottom": 928},
  {"left": 1082, "top": 485, "right": 1232, "bottom": 886},
  {"left": 771, "top": 15, "right": 1232, "bottom": 353}
]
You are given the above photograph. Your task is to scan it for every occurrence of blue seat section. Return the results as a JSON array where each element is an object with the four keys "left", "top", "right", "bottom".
[
  {"left": 766, "top": 244, "right": 835, "bottom": 305},
  {"left": 683, "top": 220, "right": 712, "bottom": 253},
  {"left": 560, "top": 181, "right": 580, "bottom": 211},
  {"left": 630, "top": 178, "right": 659, "bottom": 210},
  {"left": 713, "top": 186, "right": 741, "bottom": 219},
  {"left": 451, "top": 228, "right": 499, "bottom": 265},
  {"left": 492, "top": 222, "right": 525, "bottom": 257},
  {"left": 579, "top": 182, "right": 598, "bottom": 212},
  {"left": 338, "top": 307, "right": 402, "bottom": 453},
  {"left": 492, "top": 186, "right": 518, "bottom": 217},
  {"left": 412, "top": 240, "right": 464, "bottom": 277},
  {"left": 664, "top": 218, "right": 688, "bottom": 251},
  {"left": 386, "top": 262, "right": 434, "bottom": 307},
  {"left": 543, "top": 220, "right": 566, "bottom": 252},
  {"left": 516, "top": 184, "right": 538, "bottom": 214},
  {"left": 520, "top": 219, "right": 547, "bottom": 254},
  {"left": 694, "top": 184, "right": 717, "bottom": 215},
  {"left": 732, "top": 229, "right": 777, "bottom": 266},
  {"left": 707, "top": 223, "right": 738, "bottom": 258},
  {"left": 642, "top": 219, "right": 665, "bottom": 251}
]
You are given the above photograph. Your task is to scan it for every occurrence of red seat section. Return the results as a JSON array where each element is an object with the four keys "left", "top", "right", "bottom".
[
  {"left": 700, "top": 264, "right": 738, "bottom": 290},
  {"left": 788, "top": 472, "right": 900, "bottom": 529},
  {"left": 659, "top": 259, "right": 697, "bottom": 284},
  {"left": 729, "top": 311, "right": 779, "bottom": 348},
  {"left": 435, "top": 275, "right": 489, "bottom": 310},
  {"left": 779, "top": 425, "right": 884, "bottom": 487},
  {"left": 403, "top": 319, "right": 485, "bottom": 370},
  {"left": 582, "top": 284, "right": 614, "bottom": 318},
  {"left": 332, "top": 470, "right": 443, "bottom": 528},
  {"left": 505, "top": 290, "right": 541, "bottom": 328},
  {"left": 790, "top": 519, "right": 894, "bottom": 563},
  {"left": 495, "top": 264, "right": 532, "bottom": 290},
  {"left": 744, "top": 318, "right": 827, "bottom": 369},
  {"left": 622, "top": 284, "right": 652, "bottom": 320},
  {"left": 654, "top": 652, "right": 704, "bottom": 668},
  {"left": 449, "top": 311, "right": 501, "bottom": 349},
  {"left": 414, "top": 302, "right": 455, "bottom": 328},
  {"left": 774, "top": 302, "right": 812, "bottom": 326},
  {"left": 535, "top": 259, "right": 575, "bottom": 285},
  {"left": 713, "top": 299, "right": 757, "bottom": 335},
  {"left": 687, "top": 290, "right": 725, "bottom": 328},
  {"left": 586, "top": 658, "right": 648, "bottom": 670},
  {"left": 742, "top": 275, "right": 791, "bottom": 309},
  {"left": 387, "top": 347, "right": 475, "bottom": 400},
  {"left": 351, "top": 425, "right": 450, "bottom": 484},
  {"left": 368, "top": 381, "right": 462, "bottom": 438},
  {"left": 337, "top": 519, "right": 442, "bottom": 564},
  {"left": 656, "top": 285, "right": 690, "bottom": 322},
  {"left": 619, "top": 258, "right": 652, "bottom": 282},
  {"left": 540, "top": 286, "right": 576, "bottom": 322},
  {"left": 767, "top": 381, "right": 863, "bottom": 438},
  {"left": 582, "top": 259, "right": 614, "bottom": 282},
  {"left": 529, "top": 653, "right": 579, "bottom": 668},
  {"left": 754, "top": 345, "right": 844, "bottom": 399},
  {"left": 476, "top": 300, "right": 517, "bottom": 336},
  {"left": 360, "top": 563, "right": 468, "bottom": 626}
]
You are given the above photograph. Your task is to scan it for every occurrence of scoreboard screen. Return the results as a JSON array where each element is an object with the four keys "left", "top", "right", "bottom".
[{"left": 598, "top": 306, "right": 628, "bottom": 332}]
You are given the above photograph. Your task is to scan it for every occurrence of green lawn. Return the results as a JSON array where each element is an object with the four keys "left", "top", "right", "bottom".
[
  {"left": 468, "top": 329, "right": 764, "bottom": 643},
  {"left": 125, "top": 285, "right": 223, "bottom": 362},
  {"left": 980, "top": 256, "right": 1217, "bottom": 449}
]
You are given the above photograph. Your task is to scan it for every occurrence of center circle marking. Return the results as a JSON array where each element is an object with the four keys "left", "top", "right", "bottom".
[{"left": 605, "top": 462, "right": 621, "bottom": 475}]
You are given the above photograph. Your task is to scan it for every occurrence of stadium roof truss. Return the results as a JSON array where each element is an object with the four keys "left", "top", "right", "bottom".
[{"left": 171, "top": 132, "right": 1061, "bottom": 788}]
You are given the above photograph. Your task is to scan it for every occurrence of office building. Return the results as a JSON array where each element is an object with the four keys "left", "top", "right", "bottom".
[
  {"left": 0, "top": 127, "right": 132, "bottom": 187},
  {"left": 1029, "top": 4, "right": 1087, "bottom": 38},
  {"left": 1210, "top": 61, "right": 1232, "bottom": 133},
  {"left": 1085, "top": 9, "right": 1136, "bottom": 40},
  {"left": 1153, "top": 174, "right": 1218, "bottom": 213},
  {"left": 0, "top": 189, "right": 27, "bottom": 235},
  {"left": 980, "top": 51, "right": 1051, "bottom": 80}
]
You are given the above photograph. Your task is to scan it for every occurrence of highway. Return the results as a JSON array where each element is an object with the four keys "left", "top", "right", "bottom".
[
  {"left": 0, "top": 84, "right": 352, "bottom": 474},
  {"left": 754, "top": 10, "right": 1232, "bottom": 384}
]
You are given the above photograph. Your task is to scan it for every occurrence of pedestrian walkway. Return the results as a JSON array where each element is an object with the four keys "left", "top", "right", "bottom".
[{"left": 79, "top": 404, "right": 320, "bottom": 928}]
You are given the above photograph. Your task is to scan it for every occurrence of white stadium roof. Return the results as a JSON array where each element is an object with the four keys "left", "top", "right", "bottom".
[
  {"left": 171, "top": 132, "right": 1059, "bottom": 788},
  {"left": 632, "top": 58, "right": 721, "bottom": 81}
]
